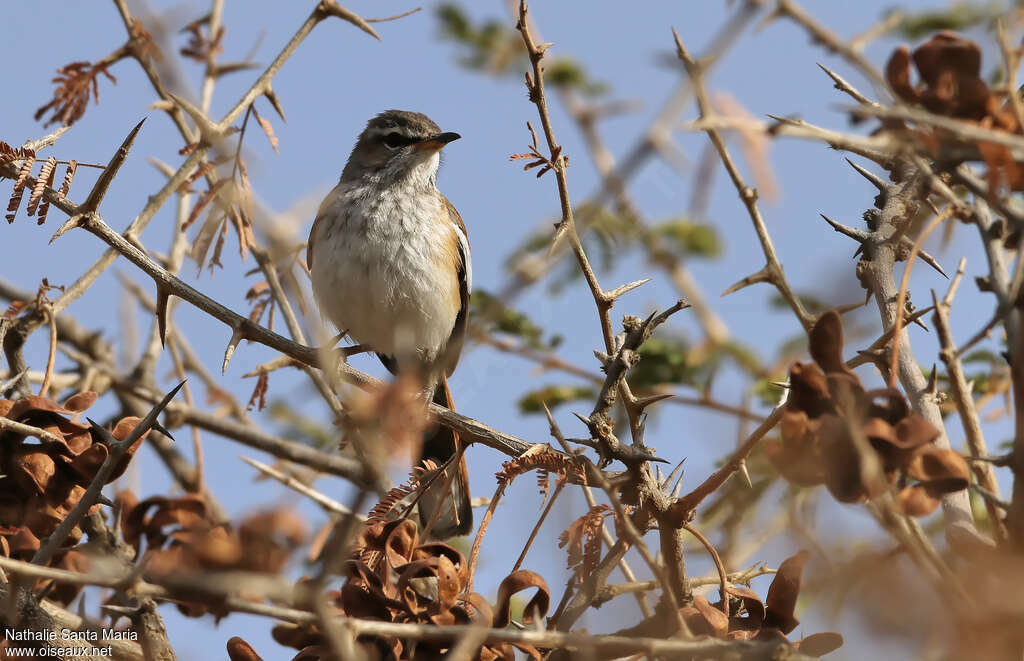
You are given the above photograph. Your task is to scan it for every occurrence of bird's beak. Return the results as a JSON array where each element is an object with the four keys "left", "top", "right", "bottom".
[{"left": 414, "top": 131, "right": 461, "bottom": 152}]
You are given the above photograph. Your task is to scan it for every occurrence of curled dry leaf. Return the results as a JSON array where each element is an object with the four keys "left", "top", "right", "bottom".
[
  {"left": 493, "top": 569, "right": 549, "bottom": 627},
  {"left": 608, "top": 550, "right": 838, "bottom": 652},
  {"left": 262, "top": 518, "right": 549, "bottom": 660},
  {"left": 767, "top": 311, "right": 968, "bottom": 515},
  {"left": 763, "top": 550, "right": 809, "bottom": 634},
  {"left": 885, "top": 31, "right": 1024, "bottom": 191},
  {"left": 0, "top": 392, "right": 150, "bottom": 554},
  {"left": 226, "top": 636, "right": 265, "bottom": 661}
]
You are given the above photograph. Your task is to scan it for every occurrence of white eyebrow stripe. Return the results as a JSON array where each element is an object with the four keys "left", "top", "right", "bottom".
[
  {"left": 364, "top": 125, "right": 420, "bottom": 139},
  {"left": 451, "top": 220, "right": 471, "bottom": 295}
]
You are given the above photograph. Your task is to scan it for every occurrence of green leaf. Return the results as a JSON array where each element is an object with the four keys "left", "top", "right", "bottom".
[
  {"left": 518, "top": 385, "right": 595, "bottom": 414},
  {"left": 471, "top": 289, "right": 555, "bottom": 350},
  {"left": 655, "top": 218, "right": 721, "bottom": 258},
  {"left": 435, "top": 4, "right": 607, "bottom": 95},
  {"left": 630, "top": 336, "right": 698, "bottom": 389},
  {"left": 770, "top": 292, "right": 828, "bottom": 314},
  {"left": 753, "top": 378, "right": 788, "bottom": 408},
  {"left": 891, "top": 3, "right": 1002, "bottom": 40},
  {"left": 546, "top": 57, "right": 608, "bottom": 96}
]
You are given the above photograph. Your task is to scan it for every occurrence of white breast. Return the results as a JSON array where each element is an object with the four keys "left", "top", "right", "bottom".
[{"left": 309, "top": 178, "right": 459, "bottom": 369}]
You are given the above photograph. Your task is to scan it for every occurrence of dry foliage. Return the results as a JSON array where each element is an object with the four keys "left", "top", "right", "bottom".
[
  {"left": 767, "top": 311, "right": 969, "bottom": 515},
  {"left": 5, "top": 2, "right": 1024, "bottom": 660}
]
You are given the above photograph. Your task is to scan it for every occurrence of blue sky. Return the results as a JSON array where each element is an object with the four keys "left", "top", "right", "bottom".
[{"left": 2, "top": 1, "right": 1012, "bottom": 659}]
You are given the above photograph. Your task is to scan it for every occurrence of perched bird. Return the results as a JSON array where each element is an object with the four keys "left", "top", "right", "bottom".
[{"left": 307, "top": 110, "right": 472, "bottom": 538}]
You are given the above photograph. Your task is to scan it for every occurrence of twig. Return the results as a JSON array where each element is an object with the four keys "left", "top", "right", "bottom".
[
  {"left": 38, "top": 303, "right": 57, "bottom": 398},
  {"left": 931, "top": 263, "right": 1007, "bottom": 543},
  {"left": 240, "top": 455, "right": 361, "bottom": 518},
  {"left": 682, "top": 523, "right": 729, "bottom": 620},
  {"left": 673, "top": 29, "right": 814, "bottom": 332},
  {"left": 32, "top": 381, "right": 184, "bottom": 566},
  {"left": 511, "top": 477, "right": 566, "bottom": 573},
  {"left": 671, "top": 407, "right": 784, "bottom": 522},
  {"left": 888, "top": 206, "right": 954, "bottom": 387},
  {"left": 771, "top": 0, "right": 889, "bottom": 95}
]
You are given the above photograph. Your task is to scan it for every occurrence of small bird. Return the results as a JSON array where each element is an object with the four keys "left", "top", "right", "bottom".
[{"left": 307, "top": 110, "right": 472, "bottom": 538}]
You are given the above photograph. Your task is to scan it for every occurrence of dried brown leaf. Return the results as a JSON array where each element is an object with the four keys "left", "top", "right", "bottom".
[
  {"left": 763, "top": 549, "right": 809, "bottom": 634},
  {"left": 246, "top": 369, "right": 269, "bottom": 412},
  {"left": 492, "top": 569, "right": 549, "bottom": 627},
  {"left": 226, "top": 636, "right": 265, "bottom": 661},
  {"left": 184, "top": 179, "right": 229, "bottom": 230},
  {"left": 6, "top": 157, "right": 35, "bottom": 223},
  {"left": 33, "top": 158, "right": 58, "bottom": 225},
  {"left": 56, "top": 160, "right": 76, "bottom": 202},
  {"left": 251, "top": 105, "right": 279, "bottom": 154}
]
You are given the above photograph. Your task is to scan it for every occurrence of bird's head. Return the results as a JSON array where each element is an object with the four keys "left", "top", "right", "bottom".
[{"left": 341, "top": 109, "right": 460, "bottom": 186}]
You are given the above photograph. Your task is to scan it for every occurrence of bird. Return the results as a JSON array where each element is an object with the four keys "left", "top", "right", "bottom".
[{"left": 307, "top": 110, "right": 472, "bottom": 538}]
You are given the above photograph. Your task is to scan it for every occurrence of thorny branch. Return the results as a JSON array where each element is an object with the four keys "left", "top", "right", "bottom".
[{"left": 5, "top": 1, "right": 1024, "bottom": 659}]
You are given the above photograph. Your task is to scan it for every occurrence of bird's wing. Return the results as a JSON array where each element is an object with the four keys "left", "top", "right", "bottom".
[
  {"left": 443, "top": 195, "right": 471, "bottom": 377},
  {"left": 306, "top": 186, "right": 342, "bottom": 270}
]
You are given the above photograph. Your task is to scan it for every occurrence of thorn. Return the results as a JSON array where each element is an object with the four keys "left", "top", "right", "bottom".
[
  {"left": 633, "top": 392, "right": 674, "bottom": 412},
  {"left": 721, "top": 266, "right": 773, "bottom": 297},
  {"left": 339, "top": 343, "right": 370, "bottom": 358},
  {"left": 242, "top": 355, "right": 298, "bottom": 377},
  {"left": 316, "top": 1, "right": 382, "bottom": 41},
  {"left": 965, "top": 451, "right": 1012, "bottom": 467},
  {"left": 541, "top": 401, "right": 559, "bottom": 434},
  {"left": 593, "top": 349, "right": 609, "bottom": 367},
  {"left": 222, "top": 327, "right": 245, "bottom": 374},
  {"left": 101, "top": 604, "right": 140, "bottom": 617},
  {"left": 738, "top": 460, "right": 753, "bottom": 489},
  {"left": 49, "top": 214, "right": 84, "bottom": 243},
  {"left": 150, "top": 419, "right": 175, "bottom": 441},
  {"left": 671, "top": 466, "right": 686, "bottom": 498},
  {"left": 833, "top": 296, "right": 870, "bottom": 316},
  {"left": 86, "top": 418, "right": 118, "bottom": 445},
  {"left": 819, "top": 213, "right": 868, "bottom": 242},
  {"left": 845, "top": 158, "right": 887, "bottom": 192},
  {"left": 971, "top": 483, "right": 1011, "bottom": 510},
  {"left": 147, "top": 156, "right": 176, "bottom": 179},
  {"left": 816, "top": 62, "right": 844, "bottom": 88},
  {"left": 770, "top": 380, "right": 790, "bottom": 389},
  {"left": 156, "top": 286, "right": 170, "bottom": 347},
  {"left": 660, "top": 457, "right": 686, "bottom": 490},
  {"left": 264, "top": 88, "right": 287, "bottom": 122},
  {"left": 764, "top": 113, "right": 800, "bottom": 126},
  {"left": 0, "top": 368, "right": 29, "bottom": 396},
  {"left": 95, "top": 495, "right": 116, "bottom": 508},
  {"left": 901, "top": 237, "right": 948, "bottom": 278},
  {"left": 167, "top": 93, "right": 222, "bottom": 143},
  {"left": 856, "top": 348, "right": 888, "bottom": 369},
  {"left": 81, "top": 118, "right": 146, "bottom": 213},
  {"left": 546, "top": 221, "right": 570, "bottom": 261},
  {"left": 636, "top": 414, "right": 648, "bottom": 445},
  {"left": 130, "top": 381, "right": 185, "bottom": 447},
  {"left": 605, "top": 278, "right": 652, "bottom": 301},
  {"left": 571, "top": 411, "right": 591, "bottom": 428}
]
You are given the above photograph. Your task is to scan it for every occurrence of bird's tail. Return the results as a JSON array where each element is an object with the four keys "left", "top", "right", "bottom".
[{"left": 417, "top": 378, "right": 472, "bottom": 538}]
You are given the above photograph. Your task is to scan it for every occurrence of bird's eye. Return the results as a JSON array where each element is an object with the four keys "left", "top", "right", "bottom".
[{"left": 382, "top": 133, "right": 407, "bottom": 149}]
